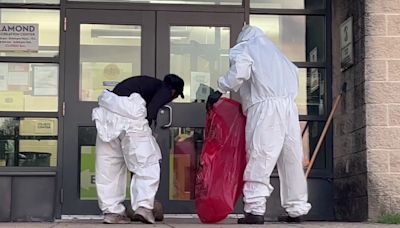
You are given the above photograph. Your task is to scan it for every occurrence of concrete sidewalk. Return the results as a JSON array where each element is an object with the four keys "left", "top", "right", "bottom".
[{"left": 0, "top": 219, "right": 399, "bottom": 228}]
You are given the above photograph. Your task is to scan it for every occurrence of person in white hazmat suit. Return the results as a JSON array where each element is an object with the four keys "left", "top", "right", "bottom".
[
  {"left": 92, "top": 74, "right": 184, "bottom": 224},
  {"left": 206, "top": 25, "right": 311, "bottom": 224}
]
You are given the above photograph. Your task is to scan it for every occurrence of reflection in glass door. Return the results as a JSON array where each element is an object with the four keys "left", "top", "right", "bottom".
[
  {"left": 156, "top": 12, "right": 244, "bottom": 213},
  {"left": 167, "top": 26, "right": 230, "bottom": 201},
  {"left": 169, "top": 26, "right": 230, "bottom": 103},
  {"left": 79, "top": 24, "right": 142, "bottom": 101}
]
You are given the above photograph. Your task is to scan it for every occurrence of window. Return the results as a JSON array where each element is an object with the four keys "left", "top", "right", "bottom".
[
  {"left": 251, "top": 0, "right": 325, "bottom": 9},
  {"left": 250, "top": 15, "right": 325, "bottom": 62},
  {"left": 297, "top": 68, "right": 325, "bottom": 116},
  {"left": 169, "top": 127, "right": 203, "bottom": 200},
  {"left": 0, "top": 0, "right": 59, "bottom": 3},
  {"left": 0, "top": 9, "right": 60, "bottom": 57},
  {"left": 79, "top": 24, "right": 141, "bottom": 101},
  {"left": 0, "top": 8, "right": 60, "bottom": 169},
  {"left": 68, "top": 0, "right": 241, "bottom": 5},
  {"left": 0, "top": 63, "right": 58, "bottom": 112},
  {"left": 0, "top": 118, "right": 58, "bottom": 167},
  {"left": 248, "top": 0, "right": 330, "bottom": 174},
  {"left": 169, "top": 26, "right": 230, "bottom": 103}
]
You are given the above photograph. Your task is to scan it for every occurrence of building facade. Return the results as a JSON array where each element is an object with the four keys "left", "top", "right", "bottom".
[{"left": 0, "top": 0, "right": 397, "bottom": 222}]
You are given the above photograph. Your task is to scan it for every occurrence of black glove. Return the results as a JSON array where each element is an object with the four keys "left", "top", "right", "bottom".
[
  {"left": 206, "top": 91, "right": 222, "bottom": 111},
  {"left": 149, "top": 119, "right": 157, "bottom": 130}
]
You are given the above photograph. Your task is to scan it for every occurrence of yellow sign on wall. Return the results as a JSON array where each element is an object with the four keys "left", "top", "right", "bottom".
[{"left": 20, "top": 118, "right": 57, "bottom": 136}]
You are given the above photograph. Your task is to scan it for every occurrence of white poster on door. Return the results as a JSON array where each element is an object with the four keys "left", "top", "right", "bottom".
[
  {"left": 0, "top": 23, "right": 39, "bottom": 52},
  {"left": 8, "top": 63, "right": 29, "bottom": 86},
  {"left": 190, "top": 72, "right": 210, "bottom": 101},
  {"left": 32, "top": 65, "right": 58, "bottom": 96},
  {"left": 0, "top": 63, "right": 8, "bottom": 91}
]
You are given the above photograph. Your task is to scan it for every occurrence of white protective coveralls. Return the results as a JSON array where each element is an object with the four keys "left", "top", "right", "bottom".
[
  {"left": 92, "top": 90, "right": 162, "bottom": 215},
  {"left": 217, "top": 25, "right": 312, "bottom": 217}
]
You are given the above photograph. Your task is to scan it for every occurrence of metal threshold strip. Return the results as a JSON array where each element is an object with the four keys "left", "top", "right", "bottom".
[{"left": 60, "top": 214, "right": 244, "bottom": 220}]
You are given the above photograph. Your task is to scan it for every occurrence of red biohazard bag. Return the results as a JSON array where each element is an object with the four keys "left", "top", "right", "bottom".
[{"left": 195, "top": 98, "right": 247, "bottom": 223}]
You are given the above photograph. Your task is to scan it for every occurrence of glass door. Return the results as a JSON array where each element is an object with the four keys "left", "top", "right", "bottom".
[
  {"left": 62, "top": 9, "right": 155, "bottom": 215},
  {"left": 155, "top": 11, "right": 244, "bottom": 213},
  {"left": 62, "top": 9, "right": 244, "bottom": 215}
]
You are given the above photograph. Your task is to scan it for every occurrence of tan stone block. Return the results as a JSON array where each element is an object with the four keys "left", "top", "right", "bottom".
[
  {"left": 390, "top": 196, "right": 400, "bottom": 212},
  {"left": 365, "top": 37, "right": 400, "bottom": 59},
  {"left": 368, "top": 194, "right": 391, "bottom": 220},
  {"left": 365, "top": 37, "right": 387, "bottom": 59},
  {"left": 366, "top": 104, "right": 388, "bottom": 126},
  {"left": 366, "top": 0, "right": 400, "bottom": 13},
  {"left": 365, "top": 82, "right": 400, "bottom": 103},
  {"left": 366, "top": 126, "right": 400, "bottom": 149},
  {"left": 388, "top": 15, "right": 400, "bottom": 36},
  {"left": 365, "top": 14, "right": 386, "bottom": 36},
  {"left": 368, "top": 150, "right": 390, "bottom": 173},
  {"left": 365, "top": 60, "right": 387, "bottom": 81},
  {"left": 390, "top": 150, "right": 400, "bottom": 172},
  {"left": 389, "top": 105, "right": 400, "bottom": 125},
  {"left": 387, "top": 38, "right": 400, "bottom": 59},
  {"left": 388, "top": 61, "right": 400, "bottom": 81},
  {"left": 368, "top": 173, "right": 400, "bottom": 195},
  {"left": 368, "top": 175, "right": 386, "bottom": 196}
]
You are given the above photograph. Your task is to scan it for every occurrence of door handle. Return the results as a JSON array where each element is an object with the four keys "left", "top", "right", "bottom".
[{"left": 161, "top": 105, "right": 172, "bottom": 128}]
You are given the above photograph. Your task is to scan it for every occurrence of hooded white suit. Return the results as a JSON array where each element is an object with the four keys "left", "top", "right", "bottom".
[
  {"left": 92, "top": 90, "right": 161, "bottom": 215},
  {"left": 218, "top": 25, "right": 311, "bottom": 217}
]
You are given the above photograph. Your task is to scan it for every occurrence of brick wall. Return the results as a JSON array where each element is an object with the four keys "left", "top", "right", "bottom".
[
  {"left": 365, "top": 0, "right": 400, "bottom": 220},
  {"left": 332, "top": 0, "right": 368, "bottom": 221}
]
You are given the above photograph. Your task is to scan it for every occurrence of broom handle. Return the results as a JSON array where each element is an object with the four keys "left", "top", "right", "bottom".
[{"left": 305, "top": 83, "right": 346, "bottom": 178}]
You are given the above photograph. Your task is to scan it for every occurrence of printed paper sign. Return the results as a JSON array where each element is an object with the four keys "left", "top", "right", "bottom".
[
  {"left": 340, "top": 17, "right": 354, "bottom": 70},
  {"left": 0, "top": 23, "right": 39, "bottom": 52}
]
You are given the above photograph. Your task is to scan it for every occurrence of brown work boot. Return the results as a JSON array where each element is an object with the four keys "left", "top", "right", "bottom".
[{"left": 103, "top": 213, "right": 131, "bottom": 224}]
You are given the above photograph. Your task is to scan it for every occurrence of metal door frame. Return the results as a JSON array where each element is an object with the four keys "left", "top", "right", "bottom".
[{"left": 62, "top": 8, "right": 156, "bottom": 215}]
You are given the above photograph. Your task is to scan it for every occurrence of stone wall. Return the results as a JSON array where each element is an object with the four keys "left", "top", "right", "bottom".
[
  {"left": 365, "top": 0, "right": 400, "bottom": 220},
  {"left": 332, "top": 0, "right": 368, "bottom": 221},
  {"left": 332, "top": 0, "right": 400, "bottom": 221}
]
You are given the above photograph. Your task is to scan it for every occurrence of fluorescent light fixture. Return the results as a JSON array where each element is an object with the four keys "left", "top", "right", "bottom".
[
  {"left": 92, "top": 28, "right": 189, "bottom": 40},
  {"left": 91, "top": 28, "right": 141, "bottom": 39},
  {"left": 150, "top": 0, "right": 202, "bottom": 3},
  {"left": 147, "top": 0, "right": 240, "bottom": 4},
  {"left": 170, "top": 36, "right": 187, "bottom": 40},
  {"left": 96, "top": 35, "right": 141, "bottom": 39}
]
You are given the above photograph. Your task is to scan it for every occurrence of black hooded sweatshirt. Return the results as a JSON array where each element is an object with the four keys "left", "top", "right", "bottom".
[{"left": 112, "top": 75, "right": 173, "bottom": 125}]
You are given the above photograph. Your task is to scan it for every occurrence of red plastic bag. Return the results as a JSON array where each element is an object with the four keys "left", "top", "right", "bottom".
[{"left": 195, "top": 98, "right": 247, "bottom": 223}]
